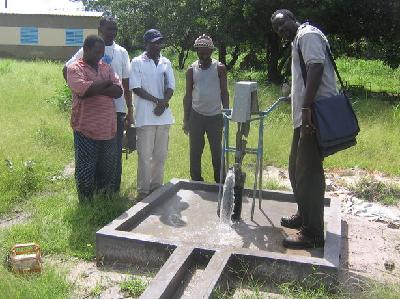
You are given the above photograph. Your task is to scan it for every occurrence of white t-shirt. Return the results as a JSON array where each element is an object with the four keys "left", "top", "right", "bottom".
[
  {"left": 129, "top": 52, "right": 175, "bottom": 127},
  {"left": 291, "top": 24, "right": 338, "bottom": 128},
  {"left": 65, "top": 42, "right": 131, "bottom": 113}
]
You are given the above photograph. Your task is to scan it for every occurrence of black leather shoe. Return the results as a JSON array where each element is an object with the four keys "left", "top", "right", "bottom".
[
  {"left": 283, "top": 231, "right": 325, "bottom": 249},
  {"left": 281, "top": 214, "right": 302, "bottom": 229}
]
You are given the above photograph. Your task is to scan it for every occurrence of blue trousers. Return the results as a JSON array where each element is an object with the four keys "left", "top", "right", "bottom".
[{"left": 74, "top": 131, "right": 116, "bottom": 200}]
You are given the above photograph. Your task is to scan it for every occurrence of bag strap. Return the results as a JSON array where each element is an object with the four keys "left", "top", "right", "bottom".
[{"left": 297, "top": 43, "right": 347, "bottom": 95}]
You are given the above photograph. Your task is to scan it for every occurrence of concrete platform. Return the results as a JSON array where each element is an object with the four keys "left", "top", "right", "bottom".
[{"left": 96, "top": 179, "right": 341, "bottom": 298}]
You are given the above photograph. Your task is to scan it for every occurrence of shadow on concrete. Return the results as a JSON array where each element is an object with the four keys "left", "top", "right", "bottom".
[
  {"left": 232, "top": 219, "right": 287, "bottom": 253},
  {"left": 154, "top": 194, "right": 189, "bottom": 228}
]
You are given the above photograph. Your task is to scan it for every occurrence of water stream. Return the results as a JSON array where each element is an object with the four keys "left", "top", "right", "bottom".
[{"left": 219, "top": 169, "right": 235, "bottom": 225}]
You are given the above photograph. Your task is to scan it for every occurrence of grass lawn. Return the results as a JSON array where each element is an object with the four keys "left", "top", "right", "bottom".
[{"left": 0, "top": 56, "right": 399, "bottom": 298}]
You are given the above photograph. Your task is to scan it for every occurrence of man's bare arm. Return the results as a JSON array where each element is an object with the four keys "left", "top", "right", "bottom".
[
  {"left": 132, "top": 88, "right": 159, "bottom": 104},
  {"left": 122, "top": 78, "right": 133, "bottom": 125},
  {"left": 302, "top": 63, "right": 324, "bottom": 130},
  {"left": 183, "top": 68, "right": 194, "bottom": 122},
  {"left": 122, "top": 79, "right": 132, "bottom": 107},
  {"left": 303, "top": 63, "right": 324, "bottom": 108},
  {"left": 164, "top": 88, "right": 174, "bottom": 102}
]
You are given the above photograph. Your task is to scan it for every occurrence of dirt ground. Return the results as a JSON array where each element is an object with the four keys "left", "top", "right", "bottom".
[{"left": 2, "top": 167, "right": 399, "bottom": 298}]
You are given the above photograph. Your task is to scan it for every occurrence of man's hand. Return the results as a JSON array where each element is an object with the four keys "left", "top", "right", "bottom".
[
  {"left": 153, "top": 100, "right": 168, "bottom": 116},
  {"left": 182, "top": 120, "right": 189, "bottom": 135},
  {"left": 301, "top": 107, "right": 316, "bottom": 138}
]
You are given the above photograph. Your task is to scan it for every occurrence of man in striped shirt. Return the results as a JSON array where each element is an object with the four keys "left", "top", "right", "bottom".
[
  {"left": 64, "top": 16, "right": 132, "bottom": 193},
  {"left": 67, "top": 35, "right": 123, "bottom": 200}
]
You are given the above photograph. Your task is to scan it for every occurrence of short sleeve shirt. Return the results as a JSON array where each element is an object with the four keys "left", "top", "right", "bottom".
[
  {"left": 66, "top": 42, "right": 130, "bottom": 113},
  {"left": 291, "top": 24, "right": 338, "bottom": 128},
  {"left": 129, "top": 52, "right": 175, "bottom": 127},
  {"left": 67, "top": 59, "right": 121, "bottom": 140}
]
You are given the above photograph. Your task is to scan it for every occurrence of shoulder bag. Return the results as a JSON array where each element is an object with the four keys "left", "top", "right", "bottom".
[{"left": 298, "top": 45, "right": 360, "bottom": 157}]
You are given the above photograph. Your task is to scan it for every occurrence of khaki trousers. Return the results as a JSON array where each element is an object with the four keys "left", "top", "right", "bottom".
[{"left": 136, "top": 124, "right": 170, "bottom": 194}]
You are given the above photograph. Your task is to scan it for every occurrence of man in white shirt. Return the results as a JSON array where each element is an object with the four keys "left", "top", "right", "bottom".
[
  {"left": 63, "top": 16, "right": 132, "bottom": 193},
  {"left": 129, "top": 29, "right": 175, "bottom": 201}
]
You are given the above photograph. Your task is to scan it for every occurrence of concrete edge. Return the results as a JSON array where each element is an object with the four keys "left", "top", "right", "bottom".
[
  {"left": 323, "top": 197, "right": 342, "bottom": 268},
  {"left": 226, "top": 252, "right": 338, "bottom": 286},
  {"left": 96, "top": 231, "right": 176, "bottom": 268},
  {"left": 170, "top": 178, "right": 331, "bottom": 206},
  {"left": 194, "top": 250, "right": 232, "bottom": 299},
  {"left": 139, "top": 246, "right": 194, "bottom": 299}
]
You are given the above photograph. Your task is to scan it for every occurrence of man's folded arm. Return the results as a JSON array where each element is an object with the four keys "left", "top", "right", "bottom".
[
  {"left": 100, "top": 84, "right": 123, "bottom": 98},
  {"left": 82, "top": 80, "right": 113, "bottom": 98}
]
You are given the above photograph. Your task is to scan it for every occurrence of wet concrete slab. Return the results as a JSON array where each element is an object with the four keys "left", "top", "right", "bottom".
[
  {"left": 96, "top": 179, "right": 341, "bottom": 298},
  {"left": 130, "top": 189, "right": 325, "bottom": 258}
]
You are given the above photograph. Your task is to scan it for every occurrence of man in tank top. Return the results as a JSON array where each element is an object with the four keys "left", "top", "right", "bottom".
[{"left": 183, "top": 34, "right": 229, "bottom": 183}]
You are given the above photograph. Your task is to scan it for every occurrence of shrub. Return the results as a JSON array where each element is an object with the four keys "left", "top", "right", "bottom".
[{"left": 46, "top": 84, "right": 72, "bottom": 112}]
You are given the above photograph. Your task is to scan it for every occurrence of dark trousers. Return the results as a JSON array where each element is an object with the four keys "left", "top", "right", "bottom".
[
  {"left": 189, "top": 109, "right": 223, "bottom": 183},
  {"left": 74, "top": 131, "right": 116, "bottom": 200},
  {"left": 113, "top": 112, "right": 125, "bottom": 192},
  {"left": 288, "top": 127, "right": 325, "bottom": 237}
]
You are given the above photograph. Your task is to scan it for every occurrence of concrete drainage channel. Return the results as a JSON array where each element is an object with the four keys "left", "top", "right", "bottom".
[{"left": 96, "top": 179, "right": 341, "bottom": 298}]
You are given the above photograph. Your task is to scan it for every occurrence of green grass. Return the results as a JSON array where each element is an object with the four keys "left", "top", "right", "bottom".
[
  {"left": 356, "top": 282, "right": 400, "bottom": 299},
  {"left": 350, "top": 176, "right": 400, "bottom": 205},
  {"left": 336, "top": 57, "right": 400, "bottom": 93},
  {"left": 264, "top": 177, "right": 290, "bottom": 191},
  {"left": 90, "top": 283, "right": 104, "bottom": 297},
  {"left": 0, "top": 266, "right": 70, "bottom": 299},
  {"left": 0, "top": 56, "right": 399, "bottom": 298},
  {"left": 120, "top": 277, "right": 148, "bottom": 297}
]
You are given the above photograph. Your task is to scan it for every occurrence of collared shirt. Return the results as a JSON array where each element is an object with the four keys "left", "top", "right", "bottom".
[
  {"left": 66, "top": 42, "right": 131, "bottom": 113},
  {"left": 291, "top": 23, "right": 338, "bottom": 128},
  {"left": 129, "top": 52, "right": 175, "bottom": 127},
  {"left": 67, "top": 58, "right": 121, "bottom": 140}
]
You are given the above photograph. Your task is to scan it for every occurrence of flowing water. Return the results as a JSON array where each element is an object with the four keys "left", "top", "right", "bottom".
[{"left": 219, "top": 169, "right": 235, "bottom": 225}]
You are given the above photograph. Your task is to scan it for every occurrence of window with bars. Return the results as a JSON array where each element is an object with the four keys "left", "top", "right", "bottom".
[
  {"left": 65, "top": 29, "right": 84, "bottom": 46},
  {"left": 20, "top": 27, "right": 38, "bottom": 44}
]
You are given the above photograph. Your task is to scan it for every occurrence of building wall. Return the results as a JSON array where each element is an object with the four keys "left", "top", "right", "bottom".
[
  {"left": 0, "top": 13, "right": 101, "bottom": 60},
  {"left": 0, "top": 14, "right": 100, "bottom": 29},
  {"left": 0, "top": 45, "right": 85, "bottom": 61}
]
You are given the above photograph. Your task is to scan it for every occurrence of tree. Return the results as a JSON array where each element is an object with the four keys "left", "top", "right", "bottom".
[{"left": 82, "top": 0, "right": 400, "bottom": 82}]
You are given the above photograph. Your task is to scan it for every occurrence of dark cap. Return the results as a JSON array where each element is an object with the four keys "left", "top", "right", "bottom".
[{"left": 143, "top": 29, "right": 163, "bottom": 43}]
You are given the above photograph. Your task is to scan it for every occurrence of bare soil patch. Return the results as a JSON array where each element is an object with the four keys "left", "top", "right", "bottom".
[
  {"left": 0, "top": 209, "right": 29, "bottom": 229},
  {"left": 46, "top": 256, "right": 153, "bottom": 299}
]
